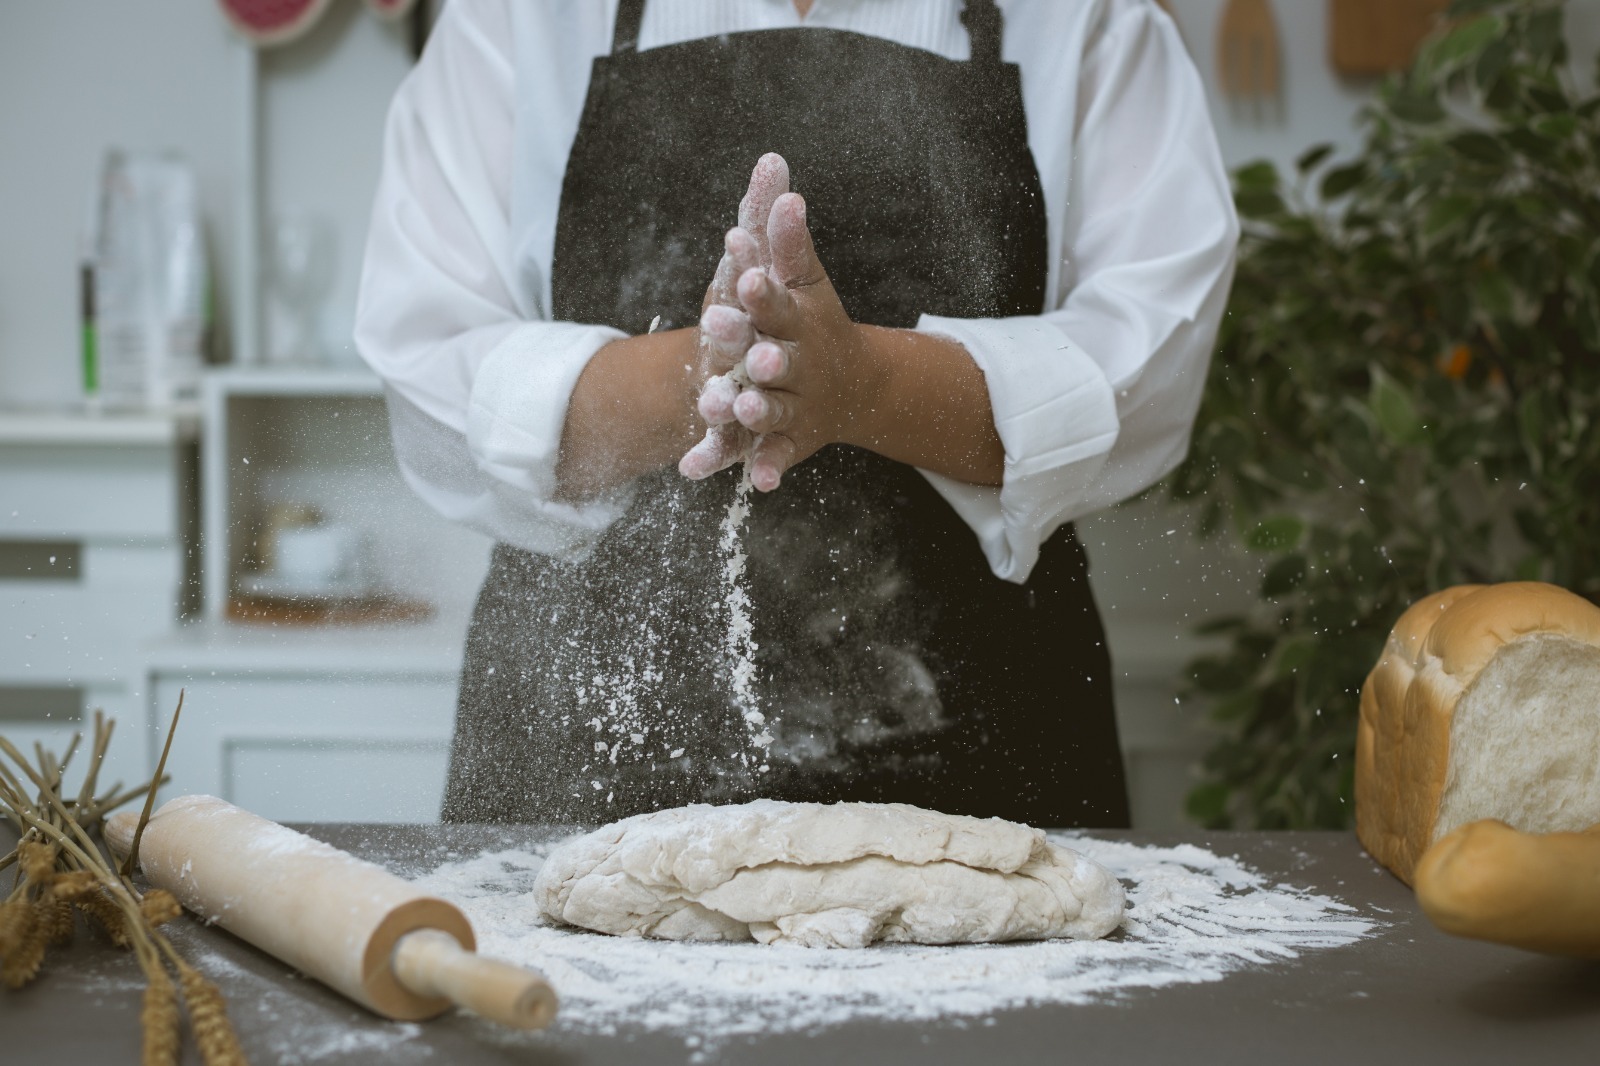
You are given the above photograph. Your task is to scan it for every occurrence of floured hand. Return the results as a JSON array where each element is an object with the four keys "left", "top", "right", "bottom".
[
  {"left": 678, "top": 153, "right": 790, "bottom": 481},
  {"left": 730, "top": 192, "right": 880, "bottom": 492}
]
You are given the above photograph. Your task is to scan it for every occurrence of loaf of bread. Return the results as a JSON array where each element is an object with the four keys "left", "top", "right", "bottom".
[
  {"left": 1414, "top": 819, "right": 1600, "bottom": 958},
  {"left": 1355, "top": 581, "right": 1600, "bottom": 884}
]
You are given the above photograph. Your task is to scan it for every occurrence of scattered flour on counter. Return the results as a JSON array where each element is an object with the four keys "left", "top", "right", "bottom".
[
  {"left": 264, "top": 1022, "right": 431, "bottom": 1066},
  {"left": 172, "top": 949, "right": 433, "bottom": 1066},
  {"left": 412, "top": 834, "right": 1377, "bottom": 1052}
]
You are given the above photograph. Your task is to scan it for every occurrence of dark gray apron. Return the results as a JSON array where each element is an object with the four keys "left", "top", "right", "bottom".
[{"left": 443, "top": 0, "right": 1131, "bottom": 828}]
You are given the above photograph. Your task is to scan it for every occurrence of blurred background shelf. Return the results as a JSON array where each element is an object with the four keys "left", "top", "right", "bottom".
[
  {"left": 199, "top": 365, "right": 490, "bottom": 624},
  {"left": 0, "top": 406, "right": 200, "bottom": 445},
  {"left": 144, "top": 613, "right": 466, "bottom": 677}
]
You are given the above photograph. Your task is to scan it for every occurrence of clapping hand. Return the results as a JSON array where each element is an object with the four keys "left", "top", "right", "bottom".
[
  {"left": 678, "top": 154, "right": 790, "bottom": 481},
  {"left": 680, "top": 153, "right": 882, "bottom": 492}
]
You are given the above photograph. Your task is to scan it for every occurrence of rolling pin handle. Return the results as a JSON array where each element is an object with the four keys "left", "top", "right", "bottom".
[
  {"left": 392, "top": 929, "right": 559, "bottom": 1031},
  {"left": 105, "top": 811, "right": 138, "bottom": 861}
]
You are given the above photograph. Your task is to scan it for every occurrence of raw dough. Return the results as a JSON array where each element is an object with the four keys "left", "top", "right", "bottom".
[{"left": 533, "top": 800, "right": 1126, "bottom": 948}]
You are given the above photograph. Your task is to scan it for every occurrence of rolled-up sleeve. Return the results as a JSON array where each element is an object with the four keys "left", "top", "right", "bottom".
[
  {"left": 917, "top": 3, "right": 1239, "bottom": 584},
  {"left": 354, "top": 0, "right": 628, "bottom": 557}
]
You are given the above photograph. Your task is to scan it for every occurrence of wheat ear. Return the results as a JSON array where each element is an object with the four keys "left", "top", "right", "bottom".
[
  {"left": 0, "top": 901, "right": 47, "bottom": 989},
  {"left": 140, "top": 955, "right": 181, "bottom": 1066},
  {"left": 177, "top": 959, "right": 249, "bottom": 1066}
]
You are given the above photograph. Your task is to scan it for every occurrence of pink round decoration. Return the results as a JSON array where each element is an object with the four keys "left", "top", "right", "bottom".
[
  {"left": 218, "top": 0, "right": 419, "bottom": 47},
  {"left": 364, "top": 0, "right": 420, "bottom": 20},
  {"left": 217, "top": 0, "right": 333, "bottom": 46}
]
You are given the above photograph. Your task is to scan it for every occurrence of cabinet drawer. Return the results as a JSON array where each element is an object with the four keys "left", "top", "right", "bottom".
[
  {"left": 225, "top": 737, "right": 449, "bottom": 823},
  {"left": 151, "top": 675, "right": 457, "bottom": 824},
  {"left": 1, "top": 546, "right": 181, "bottom": 683},
  {"left": 1, "top": 443, "right": 184, "bottom": 541}
]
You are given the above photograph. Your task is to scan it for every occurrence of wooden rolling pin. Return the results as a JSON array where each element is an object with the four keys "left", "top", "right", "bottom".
[{"left": 106, "top": 794, "right": 557, "bottom": 1029}]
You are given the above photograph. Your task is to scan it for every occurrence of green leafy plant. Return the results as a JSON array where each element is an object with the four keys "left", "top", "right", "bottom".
[{"left": 1167, "top": 0, "right": 1600, "bottom": 829}]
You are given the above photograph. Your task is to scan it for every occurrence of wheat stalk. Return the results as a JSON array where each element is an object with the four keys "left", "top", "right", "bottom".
[{"left": 1, "top": 701, "right": 249, "bottom": 1064}]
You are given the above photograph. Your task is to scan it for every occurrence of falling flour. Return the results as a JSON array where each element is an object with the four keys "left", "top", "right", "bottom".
[
  {"left": 717, "top": 463, "right": 773, "bottom": 760},
  {"left": 411, "top": 833, "right": 1378, "bottom": 1054}
]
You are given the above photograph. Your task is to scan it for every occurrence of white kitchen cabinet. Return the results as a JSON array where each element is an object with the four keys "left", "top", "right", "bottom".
[
  {"left": 145, "top": 618, "right": 467, "bottom": 823},
  {"left": 0, "top": 409, "right": 198, "bottom": 793}
]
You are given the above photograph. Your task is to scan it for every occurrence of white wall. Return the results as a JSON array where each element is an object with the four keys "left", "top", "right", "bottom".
[
  {"left": 0, "top": 0, "right": 242, "bottom": 404},
  {"left": 258, "top": 5, "right": 413, "bottom": 365}
]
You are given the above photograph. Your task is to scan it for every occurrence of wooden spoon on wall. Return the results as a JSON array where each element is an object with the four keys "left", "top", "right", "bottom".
[{"left": 1217, "top": 0, "right": 1283, "bottom": 119}]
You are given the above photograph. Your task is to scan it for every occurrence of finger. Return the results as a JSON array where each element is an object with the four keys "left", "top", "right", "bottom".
[
  {"left": 727, "top": 226, "right": 760, "bottom": 275},
  {"left": 739, "top": 153, "right": 790, "bottom": 265},
  {"left": 699, "top": 304, "right": 755, "bottom": 370},
  {"left": 678, "top": 424, "right": 748, "bottom": 480},
  {"left": 737, "top": 266, "right": 803, "bottom": 341},
  {"left": 706, "top": 227, "right": 762, "bottom": 308},
  {"left": 768, "top": 193, "right": 825, "bottom": 289},
  {"left": 749, "top": 434, "right": 801, "bottom": 493},
  {"left": 706, "top": 251, "right": 735, "bottom": 309},
  {"left": 697, "top": 373, "right": 740, "bottom": 425},
  {"left": 744, "top": 340, "right": 791, "bottom": 387},
  {"left": 733, "top": 387, "right": 794, "bottom": 436}
]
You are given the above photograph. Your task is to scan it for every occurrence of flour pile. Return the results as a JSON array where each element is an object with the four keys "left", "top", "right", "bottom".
[{"left": 412, "top": 834, "right": 1376, "bottom": 1046}]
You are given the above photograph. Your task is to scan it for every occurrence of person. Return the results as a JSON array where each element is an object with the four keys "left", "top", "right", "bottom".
[{"left": 354, "top": 0, "right": 1239, "bottom": 827}]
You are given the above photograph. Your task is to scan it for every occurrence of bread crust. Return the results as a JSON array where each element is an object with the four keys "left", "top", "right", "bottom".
[
  {"left": 1355, "top": 582, "right": 1600, "bottom": 884},
  {"left": 1414, "top": 819, "right": 1600, "bottom": 958}
]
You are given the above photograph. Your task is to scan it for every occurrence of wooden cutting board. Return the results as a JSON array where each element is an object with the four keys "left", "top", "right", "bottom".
[{"left": 1330, "top": 0, "right": 1452, "bottom": 76}]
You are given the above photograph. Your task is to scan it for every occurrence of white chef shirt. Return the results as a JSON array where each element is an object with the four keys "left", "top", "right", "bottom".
[{"left": 355, "top": 0, "right": 1239, "bottom": 583}]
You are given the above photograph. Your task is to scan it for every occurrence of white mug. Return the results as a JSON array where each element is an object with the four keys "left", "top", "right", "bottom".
[{"left": 274, "top": 524, "right": 367, "bottom": 587}]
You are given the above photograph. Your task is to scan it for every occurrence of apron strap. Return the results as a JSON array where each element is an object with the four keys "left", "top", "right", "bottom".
[
  {"left": 959, "top": 0, "right": 1003, "bottom": 67},
  {"left": 615, "top": 1, "right": 1003, "bottom": 64},
  {"left": 612, "top": 0, "right": 646, "bottom": 55}
]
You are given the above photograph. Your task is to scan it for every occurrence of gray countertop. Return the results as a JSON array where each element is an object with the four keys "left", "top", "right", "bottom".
[{"left": 4, "top": 825, "right": 1597, "bottom": 1065}]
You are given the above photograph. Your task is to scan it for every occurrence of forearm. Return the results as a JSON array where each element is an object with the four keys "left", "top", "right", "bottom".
[
  {"left": 844, "top": 325, "right": 1004, "bottom": 487},
  {"left": 555, "top": 328, "right": 701, "bottom": 500}
]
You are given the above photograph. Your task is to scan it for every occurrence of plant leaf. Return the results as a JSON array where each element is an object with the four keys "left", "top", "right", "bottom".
[
  {"left": 1235, "top": 160, "right": 1280, "bottom": 191},
  {"left": 1296, "top": 143, "right": 1335, "bottom": 174},
  {"left": 1186, "top": 781, "right": 1233, "bottom": 828},
  {"left": 1369, "top": 370, "right": 1425, "bottom": 445},
  {"left": 1245, "top": 515, "right": 1306, "bottom": 553},
  {"left": 1424, "top": 195, "right": 1475, "bottom": 238},
  {"left": 1390, "top": 92, "right": 1446, "bottom": 125},
  {"left": 1423, "top": 14, "right": 1503, "bottom": 72},
  {"left": 1449, "top": 131, "right": 1509, "bottom": 165},
  {"left": 1262, "top": 554, "right": 1308, "bottom": 598},
  {"left": 1320, "top": 162, "right": 1368, "bottom": 200},
  {"left": 1533, "top": 113, "right": 1577, "bottom": 140}
]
